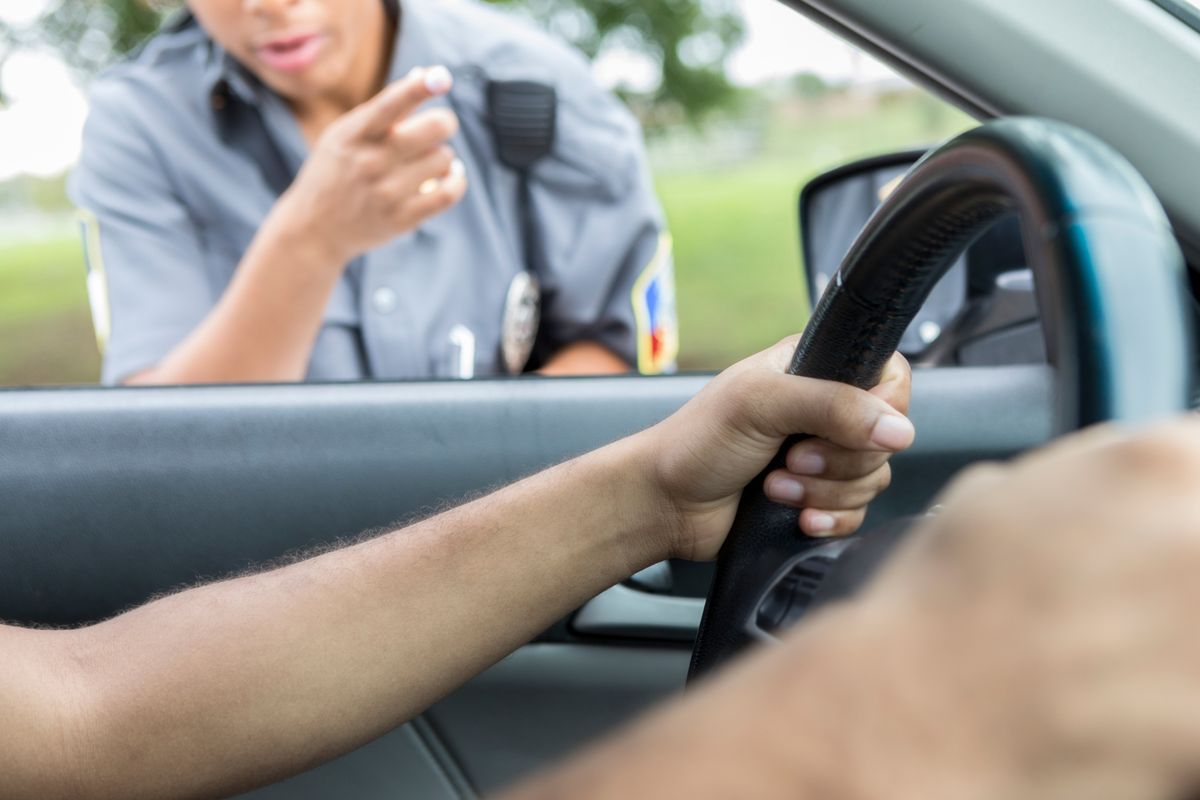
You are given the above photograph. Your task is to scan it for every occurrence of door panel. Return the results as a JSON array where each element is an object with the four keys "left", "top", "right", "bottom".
[
  {"left": 425, "top": 644, "right": 692, "bottom": 794},
  {"left": 0, "top": 375, "right": 706, "bottom": 626},
  {"left": 0, "top": 365, "right": 1052, "bottom": 796},
  {"left": 233, "top": 722, "right": 470, "bottom": 799}
]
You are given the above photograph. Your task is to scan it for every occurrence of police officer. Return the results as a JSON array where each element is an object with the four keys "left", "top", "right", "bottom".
[{"left": 70, "top": 0, "right": 679, "bottom": 385}]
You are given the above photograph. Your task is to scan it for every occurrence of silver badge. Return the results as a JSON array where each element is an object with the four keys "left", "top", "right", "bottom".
[{"left": 501, "top": 271, "right": 540, "bottom": 374}]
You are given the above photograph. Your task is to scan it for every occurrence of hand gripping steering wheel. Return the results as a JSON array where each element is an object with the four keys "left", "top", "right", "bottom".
[{"left": 688, "top": 117, "right": 1195, "bottom": 681}]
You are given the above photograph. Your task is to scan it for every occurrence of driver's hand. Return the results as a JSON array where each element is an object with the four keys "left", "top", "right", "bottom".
[
  {"left": 811, "top": 418, "right": 1200, "bottom": 800},
  {"left": 647, "top": 335, "right": 913, "bottom": 561}
]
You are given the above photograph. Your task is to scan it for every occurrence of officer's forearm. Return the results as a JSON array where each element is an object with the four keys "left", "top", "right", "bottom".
[
  {"left": 539, "top": 340, "right": 631, "bottom": 376},
  {"left": 1, "top": 433, "right": 672, "bottom": 799},
  {"left": 125, "top": 201, "right": 347, "bottom": 385}
]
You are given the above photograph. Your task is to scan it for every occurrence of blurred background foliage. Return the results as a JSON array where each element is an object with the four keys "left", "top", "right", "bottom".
[
  {"left": 0, "top": 1, "right": 161, "bottom": 105},
  {"left": 3, "top": 0, "right": 744, "bottom": 121}
]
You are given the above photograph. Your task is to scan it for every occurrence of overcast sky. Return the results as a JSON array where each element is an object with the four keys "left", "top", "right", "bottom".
[{"left": 0, "top": 0, "right": 898, "bottom": 181}]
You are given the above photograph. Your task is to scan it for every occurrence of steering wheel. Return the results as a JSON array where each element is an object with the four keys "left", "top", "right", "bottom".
[{"left": 688, "top": 117, "right": 1195, "bottom": 681}]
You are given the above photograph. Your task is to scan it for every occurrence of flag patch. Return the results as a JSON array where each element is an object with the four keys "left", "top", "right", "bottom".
[{"left": 632, "top": 233, "right": 679, "bottom": 375}]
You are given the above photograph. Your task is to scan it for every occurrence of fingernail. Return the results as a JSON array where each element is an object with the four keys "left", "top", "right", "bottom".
[
  {"left": 766, "top": 475, "right": 805, "bottom": 503},
  {"left": 449, "top": 157, "right": 465, "bottom": 178},
  {"left": 405, "top": 66, "right": 424, "bottom": 81},
  {"left": 424, "top": 65, "right": 452, "bottom": 93},
  {"left": 806, "top": 512, "right": 837, "bottom": 536},
  {"left": 790, "top": 450, "right": 826, "bottom": 476},
  {"left": 870, "top": 414, "right": 915, "bottom": 450}
]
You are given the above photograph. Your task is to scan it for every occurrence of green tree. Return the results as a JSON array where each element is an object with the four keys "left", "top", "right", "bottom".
[
  {"left": 493, "top": 0, "right": 744, "bottom": 120},
  {"left": 790, "top": 72, "right": 831, "bottom": 100},
  {"left": 2, "top": 0, "right": 743, "bottom": 120},
  {"left": 0, "top": 1, "right": 161, "bottom": 105}
]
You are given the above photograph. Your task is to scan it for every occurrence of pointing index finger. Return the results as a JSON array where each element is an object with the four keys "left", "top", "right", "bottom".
[{"left": 352, "top": 65, "right": 454, "bottom": 140}]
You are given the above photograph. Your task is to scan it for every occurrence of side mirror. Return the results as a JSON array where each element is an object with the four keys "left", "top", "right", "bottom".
[
  {"left": 798, "top": 151, "right": 1043, "bottom": 365},
  {"left": 798, "top": 150, "right": 966, "bottom": 357}
]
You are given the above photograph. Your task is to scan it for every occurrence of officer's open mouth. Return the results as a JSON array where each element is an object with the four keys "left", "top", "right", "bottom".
[{"left": 256, "top": 32, "right": 327, "bottom": 74}]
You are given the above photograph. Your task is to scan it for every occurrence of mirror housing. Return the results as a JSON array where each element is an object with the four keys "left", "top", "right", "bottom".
[
  {"left": 798, "top": 150, "right": 1042, "bottom": 365},
  {"left": 799, "top": 150, "right": 967, "bottom": 357}
]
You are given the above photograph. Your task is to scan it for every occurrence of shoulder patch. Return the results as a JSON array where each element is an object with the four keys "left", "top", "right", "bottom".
[{"left": 631, "top": 233, "right": 679, "bottom": 375}]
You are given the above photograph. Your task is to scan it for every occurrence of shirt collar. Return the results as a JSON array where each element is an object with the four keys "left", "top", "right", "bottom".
[
  {"left": 156, "top": 11, "right": 252, "bottom": 111},
  {"left": 204, "top": 41, "right": 262, "bottom": 110}
]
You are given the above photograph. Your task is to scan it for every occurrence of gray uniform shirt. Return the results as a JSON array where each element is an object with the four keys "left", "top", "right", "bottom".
[{"left": 70, "top": 0, "right": 678, "bottom": 384}]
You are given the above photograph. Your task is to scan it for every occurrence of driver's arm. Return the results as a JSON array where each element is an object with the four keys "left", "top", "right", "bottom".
[{"left": 0, "top": 339, "right": 912, "bottom": 800}]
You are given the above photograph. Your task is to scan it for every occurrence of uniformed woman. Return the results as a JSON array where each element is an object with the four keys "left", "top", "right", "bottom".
[{"left": 70, "top": 0, "right": 678, "bottom": 384}]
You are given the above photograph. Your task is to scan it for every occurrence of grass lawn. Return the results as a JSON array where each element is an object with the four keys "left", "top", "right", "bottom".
[
  {"left": 0, "top": 92, "right": 974, "bottom": 386},
  {"left": 0, "top": 236, "right": 100, "bottom": 386},
  {"left": 658, "top": 160, "right": 811, "bottom": 370},
  {"left": 660, "top": 93, "right": 974, "bottom": 370}
]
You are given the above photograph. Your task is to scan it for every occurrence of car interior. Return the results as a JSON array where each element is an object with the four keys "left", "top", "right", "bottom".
[{"left": 2, "top": 0, "right": 1198, "bottom": 796}]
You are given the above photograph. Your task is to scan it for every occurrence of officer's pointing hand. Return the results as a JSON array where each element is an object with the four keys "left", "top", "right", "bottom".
[
  {"left": 274, "top": 65, "right": 466, "bottom": 265},
  {"left": 642, "top": 336, "right": 913, "bottom": 562}
]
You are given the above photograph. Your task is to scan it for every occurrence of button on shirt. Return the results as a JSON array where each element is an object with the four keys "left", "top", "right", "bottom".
[{"left": 69, "top": 0, "right": 678, "bottom": 384}]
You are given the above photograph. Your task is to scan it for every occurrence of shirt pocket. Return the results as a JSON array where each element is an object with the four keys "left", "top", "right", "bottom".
[{"left": 309, "top": 274, "right": 366, "bottom": 380}]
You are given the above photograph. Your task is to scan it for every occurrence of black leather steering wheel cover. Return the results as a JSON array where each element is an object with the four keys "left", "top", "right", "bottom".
[{"left": 687, "top": 118, "right": 1193, "bottom": 682}]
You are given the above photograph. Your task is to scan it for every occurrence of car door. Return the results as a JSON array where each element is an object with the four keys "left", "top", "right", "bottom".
[{"left": 0, "top": 360, "right": 1051, "bottom": 797}]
